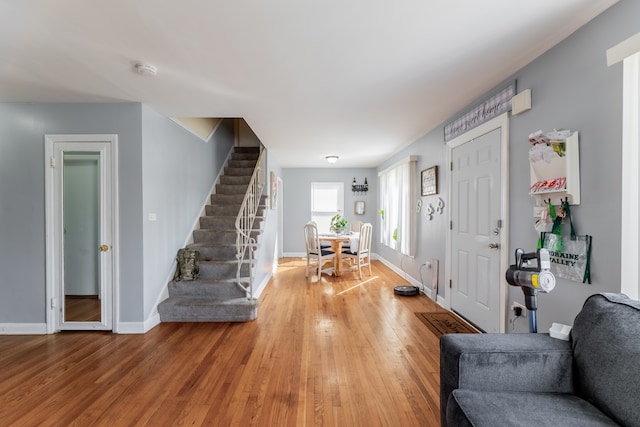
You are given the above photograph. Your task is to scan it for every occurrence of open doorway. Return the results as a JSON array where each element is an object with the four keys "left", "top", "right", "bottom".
[{"left": 45, "top": 135, "right": 119, "bottom": 332}]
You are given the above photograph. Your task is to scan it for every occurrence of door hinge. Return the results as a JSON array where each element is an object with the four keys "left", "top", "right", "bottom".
[
  {"left": 49, "top": 156, "right": 56, "bottom": 168},
  {"left": 449, "top": 279, "right": 452, "bottom": 289},
  {"left": 450, "top": 221, "right": 453, "bottom": 230},
  {"left": 497, "top": 219, "right": 503, "bottom": 228},
  {"left": 50, "top": 297, "right": 55, "bottom": 309},
  {"left": 450, "top": 161, "right": 453, "bottom": 171}
]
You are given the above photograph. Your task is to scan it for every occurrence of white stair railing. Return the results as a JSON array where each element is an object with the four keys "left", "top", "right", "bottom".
[{"left": 235, "top": 147, "right": 265, "bottom": 300}]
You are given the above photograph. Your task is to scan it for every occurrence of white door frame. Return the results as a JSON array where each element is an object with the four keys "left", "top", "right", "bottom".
[
  {"left": 45, "top": 134, "right": 120, "bottom": 333},
  {"left": 445, "top": 113, "right": 510, "bottom": 332},
  {"left": 277, "top": 176, "right": 284, "bottom": 259}
]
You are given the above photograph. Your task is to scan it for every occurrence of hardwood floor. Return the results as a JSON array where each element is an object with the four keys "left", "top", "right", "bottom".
[
  {"left": 65, "top": 295, "right": 101, "bottom": 322},
  {"left": 0, "top": 259, "right": 448, "bottom": 426}
]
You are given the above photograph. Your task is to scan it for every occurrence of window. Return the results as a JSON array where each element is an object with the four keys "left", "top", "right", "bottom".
[
  {"left": 378, "top": 156, "right": 417, "bottom": 256},
  {"left": 608, "top": 33, "right": 640, "bottom": 299},
  {"left": 311, "top": 182, "right": 344, "bottom": 234}
]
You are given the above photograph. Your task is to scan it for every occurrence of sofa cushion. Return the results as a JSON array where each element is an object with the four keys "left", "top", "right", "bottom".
[
  {"left": 440, "top": 333, "right": 574, "bottom": 427},
  {"left": 571, "top": 293, "right": 640, "bottom": 426},
  {"left": 449, "top": 390, "right": 618, "bottom": 427}
]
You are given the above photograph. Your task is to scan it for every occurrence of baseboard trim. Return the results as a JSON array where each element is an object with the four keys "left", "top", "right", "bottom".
[
  {"left": 117, "top": 316, "right": 159, "bottom": 334},
  {"left": 0, "top": 323, "right": 47, "bottom": 335},
  {"left": 283, "top": 252, "right": 306, "bottom": 258},
  {"left": 253, "top": 271, "right": 272, "bottom": 299}
]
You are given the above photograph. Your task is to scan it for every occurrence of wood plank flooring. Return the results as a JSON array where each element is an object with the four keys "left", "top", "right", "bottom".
[
  {"left": 0, "top": 259, "right": 449, "bottom": 426},
  {"left": 65, "top": 295, "right": 101, "bottom": 322}
]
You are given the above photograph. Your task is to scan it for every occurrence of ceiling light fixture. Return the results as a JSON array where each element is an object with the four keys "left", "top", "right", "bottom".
[
  {"left": 134, "top": 63, "right": 158, "bottom": 76},
  {"left": 325, "top": 155, "right": 339, "bottom": 164}
]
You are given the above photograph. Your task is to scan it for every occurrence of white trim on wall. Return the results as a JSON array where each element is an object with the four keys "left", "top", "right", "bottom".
[
  {"left": 610, "top": 32, "right": 640, "bottom": 300},
  {"left": 619, "top": 51, "right": 640, "bottom": 300},
  {"left": 0, "top": 323, "right": 47, "bottom": 335},
  {"left": 607, "top": 32, "right": 640, "bottom": 66}
]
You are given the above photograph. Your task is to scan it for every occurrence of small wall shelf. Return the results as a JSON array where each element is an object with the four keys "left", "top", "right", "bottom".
[{"left": 529, "top": 131, "right": 580, "bottom": 206}]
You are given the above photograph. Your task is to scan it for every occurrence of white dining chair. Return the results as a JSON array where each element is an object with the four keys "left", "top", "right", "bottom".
[
  {"left": 342, "top": 222, "right": 372, "bottom": 279},
  {"left": 308, "top": 220, "right": 330, "bottom": 249},
  {"left": 304, "top": 222, "right": 336, "bottom": 278}
]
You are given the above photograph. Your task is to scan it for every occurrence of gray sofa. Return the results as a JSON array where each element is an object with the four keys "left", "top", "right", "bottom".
[{"left": 440, "top": 293, "right": 640, "bottom": 427}]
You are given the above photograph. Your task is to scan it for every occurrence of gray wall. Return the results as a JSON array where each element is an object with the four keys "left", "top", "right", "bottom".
[
  {"left": 0, "top": 102, "right": 143, "bottom": 323},
  {"left": 282, "top": 168, "right": 378, "bottom": 255},
  {"left": 141, "top": 109, "right": 234, "bottom": 319}
]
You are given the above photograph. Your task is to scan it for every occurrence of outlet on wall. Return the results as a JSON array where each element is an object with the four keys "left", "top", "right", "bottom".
[{"left": 511, "top": 301, "right": 527, "bottom": 318}]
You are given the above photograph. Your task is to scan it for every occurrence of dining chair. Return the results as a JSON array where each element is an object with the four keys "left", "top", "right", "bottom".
[
  {"left": 350, "top": 220, "right": 363, "bottom": 233},
  {"left": 304, "top": 222, "right": 336, "bottom": 278},
  {"left": 308, "top": 220, "right": 330, "bottom": 249},
  {"left": 342, "top": 222, "right": 372, "bottom": 279}
]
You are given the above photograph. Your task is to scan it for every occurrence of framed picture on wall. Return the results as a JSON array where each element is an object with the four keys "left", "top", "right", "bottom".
[
  {"left": 354, "top": 201, "right": 365, "bottom": 215},
  {"left": 421, "top": 166, "right": 438, "bottom": 196}
]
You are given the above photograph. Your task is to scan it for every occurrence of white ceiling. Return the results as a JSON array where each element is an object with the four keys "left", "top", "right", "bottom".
[{"left": 0, "top": 0, "right": 618, "bottom": 168}]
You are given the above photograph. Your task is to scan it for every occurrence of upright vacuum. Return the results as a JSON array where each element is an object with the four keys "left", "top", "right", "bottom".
[{"left": 505, "top": 248, "right": 556, "bottom": 333}]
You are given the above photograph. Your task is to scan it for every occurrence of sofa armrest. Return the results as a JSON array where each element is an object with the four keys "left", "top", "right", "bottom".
[{"left": 440, "top": 333, "right": 574, "bottom": 427}]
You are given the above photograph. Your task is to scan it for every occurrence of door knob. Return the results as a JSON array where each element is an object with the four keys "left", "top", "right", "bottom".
[
  {"left": 488, "top": 243, "right": 500, "bottom": 250},
  {"left": 99, "top": 244, "right": 110, "bottom": 252}
]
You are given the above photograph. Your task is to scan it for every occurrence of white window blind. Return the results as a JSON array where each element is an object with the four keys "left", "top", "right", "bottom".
[
  {"left": 311, "top": 182, "right": 344, "bottom": 234},
  {"left": 378, "top": 156, "right": 417, "bottom": 256}
]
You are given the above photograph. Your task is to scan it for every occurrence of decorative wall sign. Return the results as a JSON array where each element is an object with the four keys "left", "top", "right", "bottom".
[
  {"left": 421, "top": 166, "right": 438, "bottom": 196},
  {"left": 444, "top": 82, "right": 515, "bottom": 142}
]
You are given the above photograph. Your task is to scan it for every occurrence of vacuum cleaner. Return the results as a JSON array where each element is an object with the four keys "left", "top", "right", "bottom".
[{"left": 505, "top": 248, "right": 556, "bottom": 333}]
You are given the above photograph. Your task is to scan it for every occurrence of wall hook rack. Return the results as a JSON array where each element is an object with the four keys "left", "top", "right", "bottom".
[{"left": 352, "top": 177, "right": 369, "bottom": 196}]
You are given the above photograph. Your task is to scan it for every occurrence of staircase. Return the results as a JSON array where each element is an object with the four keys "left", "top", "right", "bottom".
[{"left": 158, "top": 146, "right": 265, "bottom": 322}]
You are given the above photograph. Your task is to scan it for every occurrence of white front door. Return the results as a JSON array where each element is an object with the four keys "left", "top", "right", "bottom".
[
  {"left": 45, "top": 135, "right": 118, "bottom": 332},
  {"left": 448, "top": 115, "right": 508, "bottom": 333}
]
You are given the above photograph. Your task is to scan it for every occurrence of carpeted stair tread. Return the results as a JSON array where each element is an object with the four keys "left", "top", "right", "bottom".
[
  {"left": 224, "top": 167, "right": 255, "bottom": 176},
  {"left": 158, "top": 297, "right": 258, "bottom": 322},
  {"left": 215, "top": 183, "right": 250, "bottom": 195},
  {"left": 188, "top": 242, "right": 258, "bottom": 260},
  {"left": 168, "top": 279, "right": 249, "bottom": 298},
  {"left": 199, "top": 215, "right": 264, "bottom": 229},
  {"left": 227, "top": 159, "right": 258, "bottom": 168},
  {"left": 193, "top": 229, "right": 262, "bottom": 244},
  {"left": 220, "top": 175, "right": 252, "bottom": 185}
]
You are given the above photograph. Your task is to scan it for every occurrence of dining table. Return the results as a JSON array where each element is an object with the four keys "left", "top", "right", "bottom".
[{"left": 318, "top": 232, "right": 359, "bottom": 276}]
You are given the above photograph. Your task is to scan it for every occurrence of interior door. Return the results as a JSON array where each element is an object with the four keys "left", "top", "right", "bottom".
[
  {"left": 45, "top": 135, "right": 116, "bottom": 331},
  {"left": 450, "top": 128, "right": 503, "bottom": 332}
]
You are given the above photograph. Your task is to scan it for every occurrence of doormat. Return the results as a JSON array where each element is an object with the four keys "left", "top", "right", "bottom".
[{"left": 415, "top": 312, "right": 479, "bottom": 338}]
